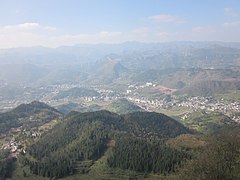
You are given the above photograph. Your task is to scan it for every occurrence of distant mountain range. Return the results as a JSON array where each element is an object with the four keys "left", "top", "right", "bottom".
[
  {"left": 0, "top": 41, "right": 239, "bottom": 65},
  {"left": 0, "top": 41, "right": 240, "bottom": 96}
]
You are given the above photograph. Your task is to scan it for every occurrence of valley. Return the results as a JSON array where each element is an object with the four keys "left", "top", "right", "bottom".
[
  {"left": 0, "top": 42, "right": 240, "bottom": 179},
  {"left": 1, "top": 81, "right": 239, "bottom": 127},
  {"left": 1, "top": 0, "right": 240, "bottom": 178}
]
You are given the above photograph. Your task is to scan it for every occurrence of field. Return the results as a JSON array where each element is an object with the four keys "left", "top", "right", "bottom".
[
  {"left": 180, "top": 110, "right": 233, "bottom": 133},
  {"left": 155, "top": 106, "right": 189, "bottom": 117}
]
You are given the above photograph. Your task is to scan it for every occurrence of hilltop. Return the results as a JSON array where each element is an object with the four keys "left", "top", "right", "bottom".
[{"left": 0, "top": 101, "right": 62, "bottom": 133}]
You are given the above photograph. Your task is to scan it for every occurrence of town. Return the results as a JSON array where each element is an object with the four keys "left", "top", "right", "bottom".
[{"left": 1, "top": 82, "right": 240, "bottom": 122}]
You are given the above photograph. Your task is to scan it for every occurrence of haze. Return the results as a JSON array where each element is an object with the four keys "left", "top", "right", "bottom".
[{"left": 0, "top": 0, "right": 240, "bottom": 48}]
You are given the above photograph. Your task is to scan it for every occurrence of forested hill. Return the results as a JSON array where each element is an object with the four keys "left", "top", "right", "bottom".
[
  {"left": 123, "top": 111, "right": 191, "bottom": 138},
  {"left": 106, "top": 98, "right": 143, "bottom": 114},
  {"left": 0, "top": 101, "right": 62, "bottom": 133},
  {"left": 12, "top": 101, "right": 60, "bottom": 114},
  {"left": 64, "top": 110, "right": 190, "bottom": 138},
  {"left": 21, "top": 110, "right": 191, "bottom": 178}
]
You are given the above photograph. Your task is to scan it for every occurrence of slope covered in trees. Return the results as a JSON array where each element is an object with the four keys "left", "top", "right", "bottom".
[
  {"left": 107, "top": 136, "right": 190, "bottom": 174},
  {"left": 175, "top": 125, "right": 240, "bottom": 180},
  {"left": 123, "top": 111, "right": 191, "bottom": 139},
  {"left": 20, "top": 110, "right": 191, "bottom": 178},
  {"left": 0, "top": 101, "right": 62, "bottom": 133},
  {"left": 0, "top": 150, "right": 15, "bottom": 179},
  {"left": 181, "top": 111, "right": 237, "bottom": 133},
  {"left": 106, "top": 98, "right": 143, "bottom": 114}
]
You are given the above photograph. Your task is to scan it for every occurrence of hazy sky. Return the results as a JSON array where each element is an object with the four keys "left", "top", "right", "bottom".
[{"left": 0, "top": 0, "right": 240, "bottom": 48}]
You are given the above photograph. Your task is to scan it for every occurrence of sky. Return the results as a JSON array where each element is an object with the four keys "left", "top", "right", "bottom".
[{"left": 0, "top": 0, "right": 240, "bottom": 48}]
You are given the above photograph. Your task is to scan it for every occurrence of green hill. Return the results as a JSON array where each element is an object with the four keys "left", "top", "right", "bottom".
[
  {"left": 0, "top": 101, "right": 62, "bottom": 133},
  {"left": 123, "top": 111, "right": 191, "bottom": 138},
  {"left": 106, "top": 98, "right": 143, "bottom": 114},
  {"left": 20, "top": 110, "right": 191, "bottom": 179},
  {"left": 55, "top": 102, "right": 80, "bottom": 114},
  {"left": 180, "top": 111, "right": 237, "bottom": 133}
]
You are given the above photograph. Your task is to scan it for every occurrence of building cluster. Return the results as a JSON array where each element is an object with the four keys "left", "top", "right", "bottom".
[
  {"left": 127, "top": 95, "right": 240, "bottom": 122},
  {"left": 1, "top": 82, "right": 240, "bottom": 122},
  {"left": 1, "top": 137, "right": 26, "bottom": 157},
  {"left": 1, "top": 127, "right": 42, "bottom": 158}
]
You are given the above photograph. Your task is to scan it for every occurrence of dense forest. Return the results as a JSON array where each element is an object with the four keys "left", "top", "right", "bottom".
[
  {"left": 122, "top": 111, "right": 191, "bottom": 139},
  {"left": 0, "top": 150, "right": 16, "bottom": 179},
  {"left": 1, "top": 102, "right": 240, "bottom": 179},
  {"left": 20, "top": 121, "right": 108, "bottom": 177},
  {"left": 176, "top": 126, "right": 240, "bottom": 179},
  {"left": 18, "top": 110, "right": 191, "bottom": 178},
  {"left": 107, "top": 136, "right": 190, "bottom": 174}
]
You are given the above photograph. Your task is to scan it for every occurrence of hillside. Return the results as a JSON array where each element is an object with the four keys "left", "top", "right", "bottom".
[
  {"left": 0, "top": 43, "right": 240, "bottom": 89},
  {"left": 106, "top": 98, "right": 143, "bottom": 114},
  {"left": 180, "top": 80, "right": 240, "bottom": 96},
  {"left": 20, "top": 110, "right": 191, "bottom": 178},
  {"left": 56, "top": 98, "right": 142, "bottom": 115},
  {"left": 119, "top": 44, "right": 240, "bottom": 71},
  {"left": 37, "top": 66, "right": 89, "bottom": 86},
  {"left": 0, "top": 85, "right": 26, "bottom": 100},
  {"left": 0, "top": 101, "right": 62, "bottom": 133},
  {"left": 123, "top": 111, "right": 191, "bottom": 138},
  {"left": 0, "top": 43, "right": 239, "bottom": 96},
  {"left": 89, "top": 60, "right": 129, "bottom": 84},
  {"left": 180, "top": 111, "right": 237, "bottom": 133},
  {"left": 132, "top": 68, "right": 240, "bottom": 96},
  {"left": 173, "top": 126, "right": 240, "bottom": 180},
  {"left": 0, "top": 64, "right": 47, "bottom": 86}
]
